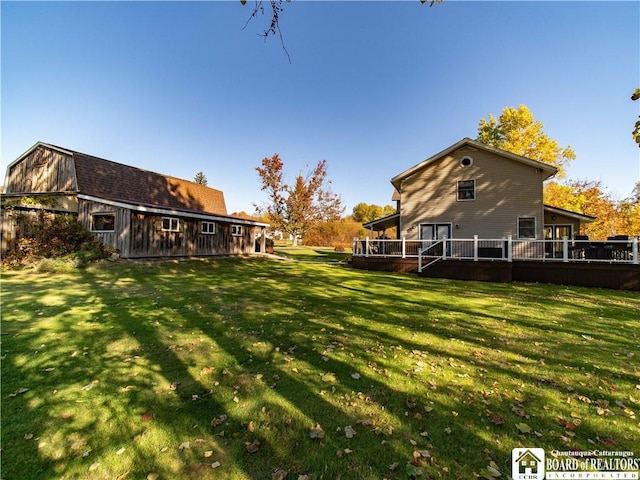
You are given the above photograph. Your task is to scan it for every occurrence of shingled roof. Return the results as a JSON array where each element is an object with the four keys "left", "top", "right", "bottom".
[{"left": 71, "top": 150, "right": 227, "bottom": 216}]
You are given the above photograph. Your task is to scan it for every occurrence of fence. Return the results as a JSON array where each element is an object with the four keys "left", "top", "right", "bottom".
[{"left": 353, "top": 236, "right": 639, "bottom": 270}]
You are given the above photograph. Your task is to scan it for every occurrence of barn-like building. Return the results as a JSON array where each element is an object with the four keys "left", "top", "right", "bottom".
[{"left": 1, "top": 142, "right": 268, "bottom": 258}]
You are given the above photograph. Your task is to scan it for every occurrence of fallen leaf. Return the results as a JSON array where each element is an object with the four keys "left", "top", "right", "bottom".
[
  {"left": 310, "top": 424, "right": 325, "bottom": 439},
  {"left": 9, "top": 387, "right": 29, "bottom": 397},
  {"left": 245, "top": 439, "right": 260, "bottom": 453},
  {"left": 211, "top": 414, "right": 228, "bottom": 427},
  {"left": 178, "top": 442, "right": 190, "bottom": 450},
  {"left": 516, "top": 422, "right": 531, "bottom": 434},
  {"left": 351, "top": 373, "right": 361, "bottom": 380},
  {"left": 89, "top": 462, "right": 100, "bottom": 471},
  {"left": 211, "top": 461, "right": 221, "bottom": 469},
  {"left": 24, "top": 433, "right": 33, "bottom": 440},
  {"left": 272, "top": 468, "right": 287, "bottom": 480},
  {"left": 321, "top": 372, "right": 337, "bottom": 383},
  {"left": 116, "top": 447, "right": 126, "bottom": 455},
  {"left": 81, "top": 380, "right": 99, "bottom": 391},
  {"left": 147, "top": 474, "right": 159, "bottom": 480},
  {"left": 344, "top": 425, "right": 356, "bottom": 438}
]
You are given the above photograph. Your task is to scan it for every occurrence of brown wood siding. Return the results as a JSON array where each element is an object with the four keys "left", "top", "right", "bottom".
[
  {"left": 77, "top": 199, "right": 259, "bottom": 258},
  {"left": 127, "top": 213, "right": 256, "bottom": 258},
  {"left": 399, "top": 146, "right": 546, "bottom": 240},
  {"left": 78, "top": 200, "right": 131, "bottom": 256},
  {"left": 5, "top": 146, "right": 76, "bottom": 194}
]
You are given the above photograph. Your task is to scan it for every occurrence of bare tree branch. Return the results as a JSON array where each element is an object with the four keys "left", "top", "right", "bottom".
[{"left": 242, "top": 0, "right": 291, "bottom": 63}]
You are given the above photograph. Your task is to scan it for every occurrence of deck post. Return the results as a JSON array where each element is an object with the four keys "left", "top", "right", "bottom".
[
  {"left": 442, "top": 235, "right": 447, "bottom": 260},
  {"left": 473, "top": 235, "right": 478, "bottom": 261},
  {"left": 507, "top": 235, "right": 512, "bottom": 262},
  {"left": 633, "top": 236, "right": 638, "bottom": 265},
  {"left": 562, "top": 236, "right": 569, "bottom": 262},
  {"left": 402, "top": 237, "right": 406, "bottom": 258},
  {"left": 365, "top": 237, "right": 370, "bottom": 257}
]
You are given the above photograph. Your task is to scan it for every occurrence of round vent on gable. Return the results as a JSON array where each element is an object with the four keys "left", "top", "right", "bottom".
[{"left": 460, "top": 156, "right": 473, "bottom": 167}]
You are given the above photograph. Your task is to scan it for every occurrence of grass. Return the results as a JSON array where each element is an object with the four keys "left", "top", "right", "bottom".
[{"left": 1, "top": 251, "right": 639, "bottom": 480}]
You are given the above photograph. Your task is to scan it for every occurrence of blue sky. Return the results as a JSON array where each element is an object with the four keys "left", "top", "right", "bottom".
[{"left": 2, "top": 1, "right": 639, "bottom": 215}]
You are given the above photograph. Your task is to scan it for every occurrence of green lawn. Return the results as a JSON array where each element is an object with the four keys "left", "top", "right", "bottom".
[{"left": 1, "top": 253, "right": 638, "bottom": 480}]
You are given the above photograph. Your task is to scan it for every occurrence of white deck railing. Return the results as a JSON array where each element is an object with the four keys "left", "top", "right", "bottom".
[{"left": 353, "top": 235, "right": 639, "bottom": 269}]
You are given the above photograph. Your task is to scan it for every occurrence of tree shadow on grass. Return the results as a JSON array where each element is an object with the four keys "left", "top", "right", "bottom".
[{"left": 1, "top": 257, "right": 638, "bottom": 479}]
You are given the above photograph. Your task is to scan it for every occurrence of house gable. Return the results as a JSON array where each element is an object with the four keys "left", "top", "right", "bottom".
[
  {"left": 4, "top": 143, "right": 77, "bottom": 194},
  {"left": 395, "top": 139, "right": 556, "bottom": 240},
  {"left": 391, "top": 137, "right": 558, "bottom": 191}
]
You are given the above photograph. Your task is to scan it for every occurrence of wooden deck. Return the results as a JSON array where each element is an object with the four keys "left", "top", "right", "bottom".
[{"left": 351, "top": 256, "right": 640, "bottom": 291}]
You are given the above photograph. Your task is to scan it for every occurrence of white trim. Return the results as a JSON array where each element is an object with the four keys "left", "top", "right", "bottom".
[
  {"left": 517, "top": 216, "right": 537, "bottom": 239},
  {"left": 161, "top": 217, "right": 180, "bottom": 232},
  {"left": 460, "top": 156, "right": 473, "bottom": 167},
  {"left": 77, "top": 194, "right": 269, "bottom": 227},
  {"left": 457, "top": 179, "right": 476, "bottom": 201},
  {"left": 200, "top": 221, "right": 216, "bottom": 234}
]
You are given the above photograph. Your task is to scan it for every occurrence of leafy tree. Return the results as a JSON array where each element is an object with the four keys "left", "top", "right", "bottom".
[
  {"left": 255, "top": 154, "right": 344, "bottom": 246},
  {"left": 477, "top": 105, "right": 575, "bottom": 178},
  {"left": 632, "top": 88, "right": 640, "bottom": 147},
  {"left": 544, "top": 180, "right": 625, "bottom": 239},
  {"left": 193, "top": 172, "right": 208, "bottom": 186},
  {"left": 352, "top": 203, "right": 396, "bottom": 223},
  {"left": 304, "top": 217, "right": 365, "bottom": 248}
]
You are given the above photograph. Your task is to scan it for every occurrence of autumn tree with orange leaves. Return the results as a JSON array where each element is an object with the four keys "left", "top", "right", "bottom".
[{"left": 255, "top": 154, "right": 344, "bottom": 246}]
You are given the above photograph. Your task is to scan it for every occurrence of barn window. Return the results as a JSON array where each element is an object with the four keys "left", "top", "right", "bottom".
[
  {"left": 162, "top": 217, "right": 180, "bottom": 232},
  {"left": 231, "top": 225, "right": 243, "bottom": 236},
  {"left": 91, "top": 213, "right": 115, "bottom": 232},
  {"left": 457, "top": 179, "right": 476, "bottom": 201},
  {"left": 201, "top": 221, "right": 216, "bottom": 234}
]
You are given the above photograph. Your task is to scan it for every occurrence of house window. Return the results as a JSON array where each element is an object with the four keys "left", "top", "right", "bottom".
[
  {"left": 231, "top": 225, "right": 243, "bottom": 236},
  {"left": 460, "top": 156, "right": 473, "bottom": 167},
  {"left": 201, "top": 221, "right": 216, "bottom": 234},
  {"left": 162, "top": 217, "right": 180, "bottom": 232},
  {"left": 457, "top": 179, "right": 476, "bottom": 201},
  {"left": 91, "top": 213, "right": 115, "bottom": 232},
  {"left": 518, "top": 217, "right": 536, "bottom": 238}
]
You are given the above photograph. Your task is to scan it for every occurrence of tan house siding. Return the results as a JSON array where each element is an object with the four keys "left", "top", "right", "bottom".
[
  {"left": 543, "top": 211, "right": 581, "bottom": 236},
  {"left": 399, "top": 145, "right": 547, "bottom": 240}
]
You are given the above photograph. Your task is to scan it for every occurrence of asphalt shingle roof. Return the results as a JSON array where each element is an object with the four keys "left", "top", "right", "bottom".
[{"left": 71, "top": 150, "right": 227, "bottom": 216}]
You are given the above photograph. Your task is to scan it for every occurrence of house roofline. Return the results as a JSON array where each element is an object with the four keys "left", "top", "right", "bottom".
[
  {"left": 78, "top": 194, "right": 269, "bottom": 227},
  {"left": 362, "top": 212, "right": 400, "bottom": 231},
  {"left": 544, "top": 204, "right": 596, "bottom": 223},
  {"left": 391, "top": 137, "right": 558, "bottom": 190}
]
